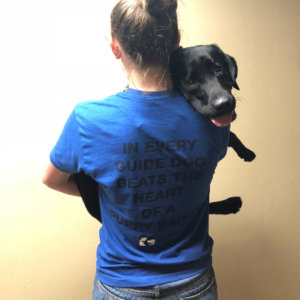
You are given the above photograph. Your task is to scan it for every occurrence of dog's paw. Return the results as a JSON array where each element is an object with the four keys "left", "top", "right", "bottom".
[
  {"left": 239, "top": 148, "right": 256, "bottom": 162},
  {"left": 225, "top": 196, "right": 242, "bottom": 214}
]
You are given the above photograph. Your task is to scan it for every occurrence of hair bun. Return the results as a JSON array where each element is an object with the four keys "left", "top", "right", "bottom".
[{"left": 146, "top": 0, "right": 177, "bottom": 17}]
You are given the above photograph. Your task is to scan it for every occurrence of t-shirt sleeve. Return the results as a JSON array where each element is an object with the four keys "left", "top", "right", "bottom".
[{"left": 50, "top": 108, "right": 82, "bottom": 173}]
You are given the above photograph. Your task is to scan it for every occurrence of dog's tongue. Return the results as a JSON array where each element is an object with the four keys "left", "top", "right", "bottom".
[{"left": 210, "top": 112, "right": 233, "bottom": 127}]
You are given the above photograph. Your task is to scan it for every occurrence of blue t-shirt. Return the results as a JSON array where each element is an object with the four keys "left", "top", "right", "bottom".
[{"left": 50, "top": 88, "right": 229, "bottom": 287}]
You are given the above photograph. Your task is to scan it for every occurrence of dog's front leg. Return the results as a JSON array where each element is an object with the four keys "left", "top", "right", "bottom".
[
  {"left": 228, "top": 131, "right": 256, "bottom": 162},
  {"left": 209, "top": 197, "right": 242, "bottom": 214}
]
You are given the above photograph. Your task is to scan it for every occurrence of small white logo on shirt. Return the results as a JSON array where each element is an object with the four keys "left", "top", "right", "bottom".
[{"left": 139, "top": 235, "right": 156, "bottom": 247}]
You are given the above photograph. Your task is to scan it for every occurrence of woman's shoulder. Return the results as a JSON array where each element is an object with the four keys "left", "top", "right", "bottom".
[
  {"left": 70, "top": 92, "right": 127, "bottom": 128},
  {"left": 74, "top": 92, "right": 124, "bottom": 112}
]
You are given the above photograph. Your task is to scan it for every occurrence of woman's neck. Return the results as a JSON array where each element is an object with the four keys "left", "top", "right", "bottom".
[
  {"left": 120, "top": 52, "right": 173, "bottom": 91},
  {"left": 128, "top": 68, "right": 173, "bottom": 91}
]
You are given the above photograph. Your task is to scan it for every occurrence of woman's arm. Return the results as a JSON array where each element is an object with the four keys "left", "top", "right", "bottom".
[{"left": 42, "top": 162, "right": 80, "bottom": 196}]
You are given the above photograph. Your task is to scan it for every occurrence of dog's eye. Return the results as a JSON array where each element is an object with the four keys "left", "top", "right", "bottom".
[
  {"left": 187, "top": 79, "right": 197, "bottom": 85},
  {"left": 215, "top": 64, "right": 222, "bottom": 73}
]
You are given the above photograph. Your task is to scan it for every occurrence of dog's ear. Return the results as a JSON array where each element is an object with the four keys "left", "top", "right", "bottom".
[
  {"left": 172, "top": 46, "right": 184, "bottom": 56},
  {"left": 170, "top": 46, "right": 184, "bottom": 86},
  {"left": 226, "top": 54, "right": 240, "bottom": 90},
  {"left": 170, "top": 46, "right": 184, "bottom": 67}
]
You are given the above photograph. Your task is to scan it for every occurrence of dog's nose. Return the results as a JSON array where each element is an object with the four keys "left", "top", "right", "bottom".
[{"left": 214, "top": 97, "right": 235, "bottom": 112}]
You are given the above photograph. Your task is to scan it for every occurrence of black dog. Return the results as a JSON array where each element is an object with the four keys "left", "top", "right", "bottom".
[
  {"left": 170, "top": 44, "right": 256, "bottom": 214},
  {"left": 73, "top": 44, "right": 255, "bottom": 223}
]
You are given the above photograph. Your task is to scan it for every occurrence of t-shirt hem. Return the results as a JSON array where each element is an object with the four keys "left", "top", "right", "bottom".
[
  {"left": 96, "top": 260, "right": 212, "bottom": 288},
  {"left": 50, "top": 151, "right": 68, "bottom": 173}
]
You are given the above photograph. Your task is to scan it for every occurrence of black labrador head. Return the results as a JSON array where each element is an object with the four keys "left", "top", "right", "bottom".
[{"left": 170, "top": 44, "right": 239, "bottom": 121}]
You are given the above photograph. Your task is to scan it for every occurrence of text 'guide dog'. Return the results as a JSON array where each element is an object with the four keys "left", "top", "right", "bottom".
[{"left": 73, "top": 44, "right": 256, "bottom": 223}]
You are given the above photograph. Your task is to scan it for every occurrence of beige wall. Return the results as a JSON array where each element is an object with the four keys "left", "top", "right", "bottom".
[{"left": 1, "top": 0, "right": 299, "bottom": 299}]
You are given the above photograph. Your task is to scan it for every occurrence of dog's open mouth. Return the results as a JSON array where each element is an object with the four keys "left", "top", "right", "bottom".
[{"left": 210, "top": 111, "right": 236, "bottom": 127}]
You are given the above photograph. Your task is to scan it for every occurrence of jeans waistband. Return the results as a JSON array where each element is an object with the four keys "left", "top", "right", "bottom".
[{"left": 100, "top": 266, "right": 215, "bottom": 299}]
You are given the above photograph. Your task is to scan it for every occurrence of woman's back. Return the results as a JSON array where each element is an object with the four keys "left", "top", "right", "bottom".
[{"left": 51, "top": 88, "right": 229, "bottom": 286}]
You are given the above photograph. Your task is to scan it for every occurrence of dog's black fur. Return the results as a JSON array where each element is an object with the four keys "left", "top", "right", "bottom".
[
  {"left": 170, "top": 44, "right": 239, "bottom": 119},
  {"left": 73, "top": 44, "right": 255, "bottom": 223},
  {"left": 170, "top": 44, "right": 255, "bottom": 215},
  {"left": 170, "top": 44, "right": 256, "bottom": 161}
]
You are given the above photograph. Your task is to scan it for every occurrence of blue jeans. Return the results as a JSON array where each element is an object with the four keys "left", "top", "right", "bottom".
[{"left": 92, "top": 266, "right": 218, "bottom": 300}]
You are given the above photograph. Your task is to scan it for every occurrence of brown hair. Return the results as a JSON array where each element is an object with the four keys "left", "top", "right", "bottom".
[{"left": 111, "top": 0, "right": 179, "bottom": 69}]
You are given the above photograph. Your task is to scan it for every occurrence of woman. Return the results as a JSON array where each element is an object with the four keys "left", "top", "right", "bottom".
[{"left": 43, "top": 0, "right": 229, "bottom": 299}]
